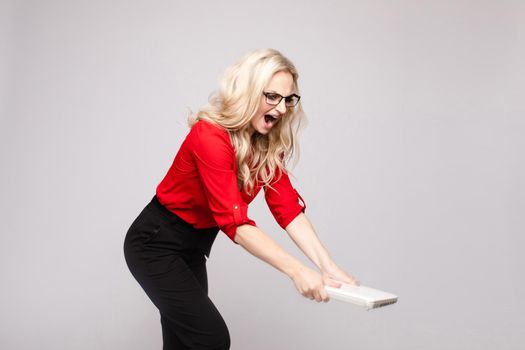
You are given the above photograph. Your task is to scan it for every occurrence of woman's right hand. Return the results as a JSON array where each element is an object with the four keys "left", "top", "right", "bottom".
[{"left": 290, "top": 266, "right": 340, "bottom": 303}]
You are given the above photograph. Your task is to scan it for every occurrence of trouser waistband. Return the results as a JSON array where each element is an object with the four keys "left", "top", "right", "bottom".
[{"left": 149, "top": 195, "right": 219, "bottom": 258}]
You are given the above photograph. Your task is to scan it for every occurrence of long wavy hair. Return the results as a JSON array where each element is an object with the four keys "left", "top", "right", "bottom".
[{"left": 188, "top": 48, "right": 306, "bottom": 195}]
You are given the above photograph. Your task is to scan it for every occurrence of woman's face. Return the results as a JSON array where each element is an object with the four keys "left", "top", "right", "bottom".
[{"left": 251, "top": 70, "right": 295, "bottom": 135}]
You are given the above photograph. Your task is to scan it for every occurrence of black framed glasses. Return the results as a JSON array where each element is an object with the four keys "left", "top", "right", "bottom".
[{"left": 263, "top": 91, "right": 301, "bottom": 107}]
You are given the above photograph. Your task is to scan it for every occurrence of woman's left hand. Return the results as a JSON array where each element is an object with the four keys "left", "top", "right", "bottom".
[{"left": 321, "top": 263, "right": 360, "bottom": 287}]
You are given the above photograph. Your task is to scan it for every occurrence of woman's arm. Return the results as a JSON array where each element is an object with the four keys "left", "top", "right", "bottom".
[
  {"left": 285, "top": 212, "right": 359, "bottom": 286},
  {"left": 234, "top": 224, "right": 340, "bottom": 302}
]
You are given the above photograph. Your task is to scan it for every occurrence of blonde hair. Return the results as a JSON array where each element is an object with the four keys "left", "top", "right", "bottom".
[{"left": 188, "top": 48, "right": 306, "bottom": 195}]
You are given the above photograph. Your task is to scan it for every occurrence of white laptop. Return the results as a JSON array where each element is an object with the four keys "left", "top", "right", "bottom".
[{"left": 325, "top": 282, "right": 398, "bottom": 310}]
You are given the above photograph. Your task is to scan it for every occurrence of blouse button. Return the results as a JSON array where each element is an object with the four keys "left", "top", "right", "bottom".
[{"left": 234, "top": 205, "right": 238, "bottom": 209}]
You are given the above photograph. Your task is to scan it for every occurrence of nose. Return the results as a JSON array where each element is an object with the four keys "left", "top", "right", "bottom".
[{"left": 274, "top": 98, "right": 287, "bottom": 115}]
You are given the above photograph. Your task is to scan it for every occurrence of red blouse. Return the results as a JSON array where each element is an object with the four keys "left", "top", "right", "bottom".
[{"left": 156, "top": 119, "right": 306, "bottom": 243}]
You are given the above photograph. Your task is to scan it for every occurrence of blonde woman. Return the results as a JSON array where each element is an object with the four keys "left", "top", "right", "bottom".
[{"left": 124, "top": 48, "right": 359, "bottom": 350}]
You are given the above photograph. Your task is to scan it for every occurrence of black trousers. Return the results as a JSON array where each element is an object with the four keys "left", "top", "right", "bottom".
[{"left": 124, "top": 195, "right": 230, "bottom": 350}]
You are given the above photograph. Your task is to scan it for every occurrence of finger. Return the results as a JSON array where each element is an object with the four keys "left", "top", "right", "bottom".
[
  {"left": 339, "top": 274, "right": 358, "bottom": 285},
  {"left": 310, "top": 288, "right": 319, "bottom": 302},
  {"left": 325, "top": 278, "right": 342, "bottom": 288},
  {"left": 348, "top": 277, "right": 360, "bottom": 286},
  {"left": 320, "top": 289, "right": 330, "bottom": 303},
  {"left": 323, "top": 274, "right": 341, "bottom": 288},
  {"left": 350, "top": 275, "right": 359, "bottom": 284}
]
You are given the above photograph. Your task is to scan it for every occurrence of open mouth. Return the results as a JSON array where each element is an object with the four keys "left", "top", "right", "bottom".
[{"left": 264, "top": 114, "right": 278, "bottom": 126}]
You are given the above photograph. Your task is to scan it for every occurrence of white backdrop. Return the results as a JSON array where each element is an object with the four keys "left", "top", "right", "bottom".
[{"left": 1, "top": 1, "right": 524, "bottom": 349}]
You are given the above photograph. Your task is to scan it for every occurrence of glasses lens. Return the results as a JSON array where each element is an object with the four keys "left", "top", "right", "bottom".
[
  {"left": 285, "top": 95, "right": 299, "bottom": 107},
  {"left": 265, "top": 93, "right": 281, "bottom": 105}
]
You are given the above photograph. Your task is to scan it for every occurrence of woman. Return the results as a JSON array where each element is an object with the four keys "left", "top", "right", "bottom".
[{"left": 124, "top": 48, "right": 359, "bottom": 350}]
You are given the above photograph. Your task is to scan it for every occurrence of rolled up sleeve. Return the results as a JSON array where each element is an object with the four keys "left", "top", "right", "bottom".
[
  {"left": 191, "top": 122, "right": 257, "bottom": 243},
  {"left": 264, "top": 168, "right": 306, "bottom": 230}
]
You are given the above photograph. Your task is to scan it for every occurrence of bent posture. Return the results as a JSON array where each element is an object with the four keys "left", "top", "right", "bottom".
[{"left": 124, "top": 48, "right": 358, "bottom": 350}]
